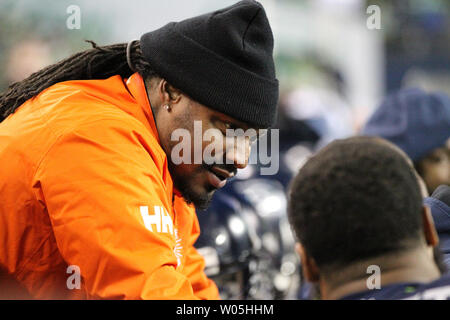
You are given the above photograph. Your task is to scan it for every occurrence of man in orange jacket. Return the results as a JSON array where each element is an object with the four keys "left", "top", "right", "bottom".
[{"left": 0, "top": 0, "right": 279, "bottom": 299}]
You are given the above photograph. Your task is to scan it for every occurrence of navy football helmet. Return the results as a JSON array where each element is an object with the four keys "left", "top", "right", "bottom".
[{"left": 195, "top": 174, "right": 300, "bottom": 300}]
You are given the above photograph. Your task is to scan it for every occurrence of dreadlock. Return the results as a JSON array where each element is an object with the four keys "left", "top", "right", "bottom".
[{"left": 0, "top": 40, "right": 158, "bottom": 121}]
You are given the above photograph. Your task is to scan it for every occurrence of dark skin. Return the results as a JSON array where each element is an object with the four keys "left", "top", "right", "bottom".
[
  {"left": 144, "top": 77, "right": 259, "bottom": 210},
  {"left": 296, "top": 202, "right": 440, "bottom": 300},
  {"left": 417, "top": 139, "right": 450, "bottom": 194},
  {"left": 295, "top": 141, "right": 442, "bottom": 299}
]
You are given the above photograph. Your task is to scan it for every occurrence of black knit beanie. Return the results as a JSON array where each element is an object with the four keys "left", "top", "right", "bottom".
[{"left": 140, "top": 0, "right": 279, "bottom": 128}]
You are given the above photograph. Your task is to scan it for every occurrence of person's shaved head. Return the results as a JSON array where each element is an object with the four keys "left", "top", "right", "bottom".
[{"left": 288, "top": 136, "right": 425, "bottom": 273}]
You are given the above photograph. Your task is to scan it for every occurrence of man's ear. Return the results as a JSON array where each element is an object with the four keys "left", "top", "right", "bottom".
[
  {"left": 422, "top": 205, "right": 439, "bottom": 247},
  {"left": 295, "top": 243, "right": 320, "bottom": 283},
  {"left": 157, "top": 79, "right": 182, "bottom": 105}
]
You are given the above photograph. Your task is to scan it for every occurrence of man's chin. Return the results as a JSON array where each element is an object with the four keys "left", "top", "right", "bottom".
[
  {"left": 174, "top": 179, "right": 216, "bottom": 210},
  {"left": 182, "top": 189, "right": 215, "bottom": 211},
  {"left": 169, "top": 164, "right": 218, "bottom": 210}
]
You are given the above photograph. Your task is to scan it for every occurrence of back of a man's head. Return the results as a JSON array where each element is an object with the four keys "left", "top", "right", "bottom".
[{"left": 288, "top": 136, "right": 424, "bottom": 275}]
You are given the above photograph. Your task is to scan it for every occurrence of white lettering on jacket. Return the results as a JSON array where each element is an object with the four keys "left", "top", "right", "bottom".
[{"left": 140, "top": 206, "right": 174, "bottom": 235}]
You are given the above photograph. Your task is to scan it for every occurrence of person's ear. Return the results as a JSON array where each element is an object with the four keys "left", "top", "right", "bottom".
[
  {"left": 157, "top": 79, "right": 182, "bottom": 106},
  {"left": 422, "top": 205, "right": 439, "bottom": 247},
  {"left": 295, "top": 243, "right": 320, "bottom": 283}
]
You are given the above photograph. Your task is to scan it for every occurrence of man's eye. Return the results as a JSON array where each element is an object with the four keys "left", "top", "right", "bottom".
[
  {"left": 222, "top": 122, "right": 238, "bottom": 136},
  {"left": 429, "top": 152, "right": 447, "bottom": 163},
  {"left": 214, "top": 120, "right": 230, "bottom": 131},
  {"left": 219, "top": 124, "right": 230, "bottom": 135}
]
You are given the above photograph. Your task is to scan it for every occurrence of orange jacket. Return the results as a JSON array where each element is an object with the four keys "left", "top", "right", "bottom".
[{"left": 0, "top": 73, "right": 220, "bottom": 300}]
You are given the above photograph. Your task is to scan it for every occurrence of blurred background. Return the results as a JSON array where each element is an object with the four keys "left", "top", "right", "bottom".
[{"left": 1, "top": 0, "right": 449, "bottom": 299}]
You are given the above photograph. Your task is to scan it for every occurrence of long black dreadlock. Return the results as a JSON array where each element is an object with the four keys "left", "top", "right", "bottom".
[{"left": 0, "top": 40, "right": 158, "bottom": 121}]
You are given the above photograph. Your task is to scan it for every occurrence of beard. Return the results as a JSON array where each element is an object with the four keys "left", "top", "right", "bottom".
[{"left": 168, "top": 162, "right": 216, "bottom": 211}]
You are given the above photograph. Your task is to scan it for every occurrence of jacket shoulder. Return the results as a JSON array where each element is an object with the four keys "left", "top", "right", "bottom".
[{"left": 33, "top": 76, "right": 138, "bottom": 134}]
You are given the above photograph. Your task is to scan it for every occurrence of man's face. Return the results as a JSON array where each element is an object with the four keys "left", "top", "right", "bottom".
[
  {"left": 419, "top": 139, "right": 450, "bottom": 193},
  {"left": 160, "top": 97, "right": 258, "bottom": 210}
]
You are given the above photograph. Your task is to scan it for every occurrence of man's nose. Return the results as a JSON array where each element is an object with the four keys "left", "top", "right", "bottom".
[{"left": 225, "top": 137, "right": 250, "bottom": 169}]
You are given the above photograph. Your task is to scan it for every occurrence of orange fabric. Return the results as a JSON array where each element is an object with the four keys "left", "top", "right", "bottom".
[{"left": 0, "top": 73, "right": 220, "bottom": 300}]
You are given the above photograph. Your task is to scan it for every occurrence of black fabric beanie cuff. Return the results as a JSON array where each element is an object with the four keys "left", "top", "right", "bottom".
[{"left": 140, "top": 0, "right": 279, "bottom": 128}]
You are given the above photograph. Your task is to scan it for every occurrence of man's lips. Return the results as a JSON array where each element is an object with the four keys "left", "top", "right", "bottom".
[
  {"left": 210, "top": 166, "right": 235, "bottom": 180},
  {"left": 206, "top": 166, "right": 235, "bottom": 189}
]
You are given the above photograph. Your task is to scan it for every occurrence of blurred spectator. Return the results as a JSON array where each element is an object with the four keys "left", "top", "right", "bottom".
[
  {"left": 279, "top": 86, "right": 354, "bottom": 152},
  {"left": 425, "top": 185, "right": 450, "bottom": 269},
  {"left": 6, "top": 39, "right": 52, "bottom": 84},
  {"left": 362, "top": 88, "right": 450, "bottom": 194},
  {"left": 277, "top": 83, "right": 355, "bottom": 299},
  {"left": 288, "top": 136, "right": 447, "bottom": 300}
]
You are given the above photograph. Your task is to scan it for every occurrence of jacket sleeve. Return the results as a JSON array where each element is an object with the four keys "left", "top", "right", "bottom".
[
  {"left": 181, "top": 211, "right": 220, "bottom": 300},
  {"left": 33, "top": 118, "right": 203, "bottom": 299}
]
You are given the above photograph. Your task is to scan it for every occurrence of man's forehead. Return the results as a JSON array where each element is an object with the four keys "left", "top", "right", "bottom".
[
  {"left": 425, "top": 138, "right": 450, "bottom": 157},
  {"left": 210, "top": 108, "right": 264, "bottom": 131}
]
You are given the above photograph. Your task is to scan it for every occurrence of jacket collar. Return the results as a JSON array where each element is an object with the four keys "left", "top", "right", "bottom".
[
  {"left": 124, "top": 73, "right": 184, "bottom": 198},
  {"left": 124, "top": 73, "right": 160, "bottom": 144},
  {"left": 124, "top": 73, "right": 187, "bottom": 200}
]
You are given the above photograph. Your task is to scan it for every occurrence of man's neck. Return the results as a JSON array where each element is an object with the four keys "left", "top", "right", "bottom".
[{"left": 322, "top": 246, "right": 441, "bottom": 300}]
